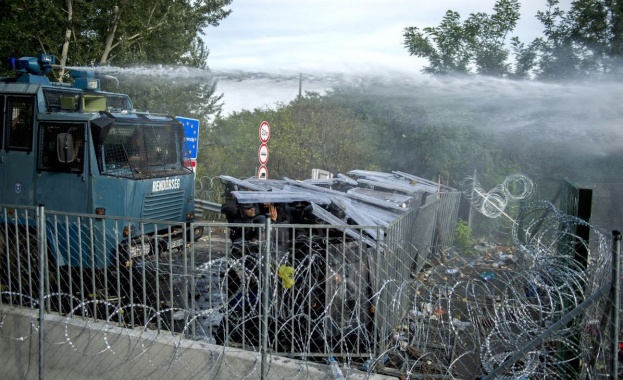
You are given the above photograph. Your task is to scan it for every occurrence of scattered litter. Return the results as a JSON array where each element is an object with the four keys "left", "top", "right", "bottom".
[
  {"left": 451, "top": 318, "right": 472, "bottom": 331},
  {"left": 419, "top": 302, "right": 433, "bottom": 317},
  {"left": 360, "top": 354, "right": 389, "bottom": 372},
  {"left": 434, "top": 307, "right": 446, "bottom": 317}
]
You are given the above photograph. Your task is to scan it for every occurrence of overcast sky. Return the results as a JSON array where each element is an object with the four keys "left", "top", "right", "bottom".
[{"left": 202, "top": 0, "right": 567, "bottom": 114}]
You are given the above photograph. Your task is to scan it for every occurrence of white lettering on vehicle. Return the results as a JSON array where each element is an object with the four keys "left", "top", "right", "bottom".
[{"left": 152, "top": 177, "right": 181, "bottom": 192}]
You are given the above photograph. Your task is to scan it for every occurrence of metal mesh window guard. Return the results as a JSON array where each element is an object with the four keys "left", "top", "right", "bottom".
[
  {"left": 99, "top": 122, "right": 191, "bottom": 179},
  {"left": 5, "top": 96, "right": 34, "bottom": 150}
]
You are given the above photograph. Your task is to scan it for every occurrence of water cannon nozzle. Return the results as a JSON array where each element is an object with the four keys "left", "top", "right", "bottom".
[{"left": 8, "top": 53, "right": 57, "bottom": 75}]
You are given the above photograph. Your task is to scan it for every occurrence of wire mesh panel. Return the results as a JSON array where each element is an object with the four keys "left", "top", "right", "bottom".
[
  {"left": 0, "top": 205, "right": 40, "bottom": 307},
  {"left": 1, "top": 205, "right": 190, "bottom": 328},
  {"left": 0, "top": 176, "right": 621, "bottom": 380},
  {"left": 410, "top": 195, "right": 437, "bottom": 273}
]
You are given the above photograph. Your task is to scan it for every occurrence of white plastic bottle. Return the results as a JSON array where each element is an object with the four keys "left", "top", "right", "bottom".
[{"left": 329, "top": 356, "right": 345, "bottom": 379}]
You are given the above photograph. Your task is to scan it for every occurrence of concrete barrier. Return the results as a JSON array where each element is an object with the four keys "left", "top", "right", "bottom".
[{"left": 0, "top": 305, "right": 397, "bottom": 379}]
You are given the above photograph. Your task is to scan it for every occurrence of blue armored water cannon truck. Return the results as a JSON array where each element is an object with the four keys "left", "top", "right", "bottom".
[{"left": 0, "top": 54, "right": 202, "bottom": 318}]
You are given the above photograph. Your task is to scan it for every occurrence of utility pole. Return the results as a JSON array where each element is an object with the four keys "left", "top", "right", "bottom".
[{"left": 298, "top": 73, "right": 302, "bottom": 98}]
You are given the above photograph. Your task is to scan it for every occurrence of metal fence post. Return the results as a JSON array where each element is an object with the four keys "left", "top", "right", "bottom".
[
  {"left": 261, "top": 217, "right": 272, "bottom": 380},
  {"left": 612, "top": 230, "right": 621, "bottom": 378},
  {"left": 467, "top": 169, "right": 476, "bottom": 231},
  {"left": 37, "top": 204, "right": 46, "bottom": 380}
]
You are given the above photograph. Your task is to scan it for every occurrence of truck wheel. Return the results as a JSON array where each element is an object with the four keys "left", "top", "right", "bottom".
[{"left": 193, "top": 226, "right": 204, "bottom": 242}]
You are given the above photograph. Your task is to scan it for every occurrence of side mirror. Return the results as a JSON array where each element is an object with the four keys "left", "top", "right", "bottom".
[{"left": 57, "top": 133, "right": 75, "bottom": 163}]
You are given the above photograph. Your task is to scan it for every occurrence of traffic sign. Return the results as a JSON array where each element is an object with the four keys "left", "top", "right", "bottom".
[
  {"left": 176, "top": 116, "right": 200, "bottom": 159},
  {"left": 183, "top": 159, "right": 197, "bottom": 173},
  {"left": 259, "top": 121, "right": 270, "bottom": 143},
  {"left": 258, "top": 143, "right": 269, "bottom": 165},
  {"left": 257, "top": 165, "right": 268, "bottom": 180}
]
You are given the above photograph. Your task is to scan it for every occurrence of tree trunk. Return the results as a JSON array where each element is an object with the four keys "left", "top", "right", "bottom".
[
  {"left": 100, "top": 5, "right": 122, "bottom": 65},
  {"left": 608, "top": 0, "right": 623, "bottom": 57}
]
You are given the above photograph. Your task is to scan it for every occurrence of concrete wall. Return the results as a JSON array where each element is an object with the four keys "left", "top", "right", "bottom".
[{"left": 0, "top": 305, "right": 397, "bottom": 380}]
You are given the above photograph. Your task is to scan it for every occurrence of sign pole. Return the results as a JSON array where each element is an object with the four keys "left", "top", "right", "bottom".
[{"left": 258, "top": 121, "right": 270, "bottom": 179}]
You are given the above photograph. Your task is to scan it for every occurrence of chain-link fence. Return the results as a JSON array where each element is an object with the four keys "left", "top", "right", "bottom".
[{"left": 1, "top": 175, "right": 621, "bottom": 379}]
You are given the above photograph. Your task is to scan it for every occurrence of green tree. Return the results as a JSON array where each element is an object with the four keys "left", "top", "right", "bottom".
[
  {"left": 404, "top": 0, "right": 623, "bottom": 80},
  {"left": 536, "top": 0, "right": 611, "bottom": 79},
  {"left": 471, "top": 0, "right": 521, "bottom": 76},
  {"left": 203, "top": 80, "right": 544, "bottom": 189},
  {"left": 274, "top": 93, "right": 373, "bottom": 178},
  {"left": 200, "top": 93, "right": 376, "bottom": 181},
  {"left": 202, "top": 109, "right": 267, "bottom": 179},
  {"left": 403, "top": 0, "right": 521, "bottom": 77},
  {"left": 403, "top": 10, "right": 475, "bottom": 75},
  {"left": 607, "top": 0, "right": 623, "bottom": 65},
  {"left": 509, "top": 36, "right": 540, "bottom": 79},
  {"left": 88, "top": 0, "right": 231, "bottom": 66},
  {"left": 330, "top": 81, "right": 525, "bottom": 186},
  {"left": 0, "top": 1, "right": 67, "bottom": 68},
  {"left": 0, "top": 0, "right": 232, "bottom": 69}
]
